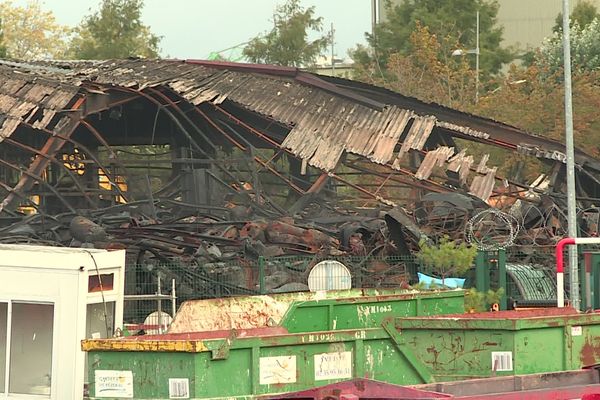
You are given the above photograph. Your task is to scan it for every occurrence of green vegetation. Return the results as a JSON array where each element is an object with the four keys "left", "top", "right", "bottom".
[
  {"left": 68, "top": 0, "right": 160, "bottom": 59},
  {"left": 465, "top": 287, "right": 505, "bottom": 312},
  {"left": 0, "top": 0, "right": 70, "bottom": 59},
  {"left": 243, "top": 0, "right": 330, "bottom": 67},
  {"left": 417, "top": 236, "right": 476, "bottom": 284},
  {"left": 553, "top": 0, "right": 599, "bottom": 32},
  {"left": 0, "top": 18, "right": 6, "bottom": 58},
  {"left": 352, "top": 0, "right": 512, "bottom": 79}
]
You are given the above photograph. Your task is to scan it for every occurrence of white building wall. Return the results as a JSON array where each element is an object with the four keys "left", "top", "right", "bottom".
[{"left": 0, "top": 245, "right": 125, "bottom": 400}]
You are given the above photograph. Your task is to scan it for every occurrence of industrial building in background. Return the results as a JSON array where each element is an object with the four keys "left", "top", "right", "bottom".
[{"left": 375, "top": 0, "right": 600, "bottom": 50}]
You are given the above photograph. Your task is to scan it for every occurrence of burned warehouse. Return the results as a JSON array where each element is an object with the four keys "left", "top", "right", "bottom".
[{"left": 0, "top": 58, "right": 598, "bottom": 294}]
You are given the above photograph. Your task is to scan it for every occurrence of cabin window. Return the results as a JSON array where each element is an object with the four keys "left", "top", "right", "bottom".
[
  {"left": 0, "top": 302, "right": 6, "bottom": 393},
  {"left": 0, "top": 302, "right": 55, "bottom": 397},
  {"left": 88, "top": 273, "right": 114, "bottom": 293}
]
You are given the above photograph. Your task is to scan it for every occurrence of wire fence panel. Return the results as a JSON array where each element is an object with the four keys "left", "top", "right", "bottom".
[
  {"left": 121, "top": 250, "right": 562, "bottom": 328},
  {"left": 122, "top": 254, "right": 421, "bottom": 327}
]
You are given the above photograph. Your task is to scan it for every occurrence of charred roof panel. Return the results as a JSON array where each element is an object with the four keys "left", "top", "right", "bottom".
[
  {"left": 0, "top": 66, "right": 79, "bottom": 140},
  {"left": 415, "top": 146, "right": 455, "bottom": 180},
  {"left": 470, "top": 169, "right": 497, "bottom": 202}
]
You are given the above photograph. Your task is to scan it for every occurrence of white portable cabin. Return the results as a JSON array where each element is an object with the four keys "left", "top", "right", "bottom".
[{"left": 0, "top": 244, "right": 125, "bottom": 400}]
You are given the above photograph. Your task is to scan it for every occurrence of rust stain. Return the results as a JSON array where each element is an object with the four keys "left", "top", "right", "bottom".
[
  {"left": 426, "top": 344, "right": 441, "bottom": 368},
  {"left": 580, "top": 334, "right": 600, "bottom": 367},
  {"left": 481, "top": 342, "right": 498, "bottom": 346}
]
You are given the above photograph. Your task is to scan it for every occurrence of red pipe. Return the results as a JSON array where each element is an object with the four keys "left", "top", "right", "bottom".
[{"left": 556, "top": 237, "right": 576, "bottom": 273}]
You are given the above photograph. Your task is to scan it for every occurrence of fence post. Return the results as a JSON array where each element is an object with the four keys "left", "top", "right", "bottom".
[
  {"left": 475, "top": 251, "right": 487, "bottom": 293},
  {"left": 157, "top": 276, "right": 163, "bottom": 334},
  {"left": 171, "top": 278, "right": 177, "bottom": 318},
  {"left": 258, "top": 256, "right": 266, "bottom": 295},
  {"left": 497, "top": 249, "right": 507, "bottom": 310}
]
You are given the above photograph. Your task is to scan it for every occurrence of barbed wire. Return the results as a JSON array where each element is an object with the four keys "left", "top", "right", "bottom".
[{"left": 412, "top": 203, "right": 600, "bottom": 249}]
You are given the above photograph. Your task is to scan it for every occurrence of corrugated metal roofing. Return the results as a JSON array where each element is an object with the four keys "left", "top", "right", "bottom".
[
  {"left": 517, "top": 144, "right": 567, "bottom": 163},
  {"left": 447, "top": 150, "right": 474, "bottom": 184},
  {"left": 436, "top": 121, "right": 490, "bottom": 139},
  {"left": 4, "top": 58, "right": 587, "bottom": 204},
  {"left": 470, "top": 170, "right": 497, "bottom": 202},
  {"left": 0, "top": 66, "right": 79, "bottom": 140},
  {"left": 58, "top": 59, "right": 489, "bottom": 177},
  {"left": 415, "top": 146, "right": 454, "bottom": 180}
]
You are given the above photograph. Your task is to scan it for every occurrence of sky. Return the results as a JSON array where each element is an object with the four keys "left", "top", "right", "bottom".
[{"left": 18, "top": 0, "right": 373, "bottom": 61}]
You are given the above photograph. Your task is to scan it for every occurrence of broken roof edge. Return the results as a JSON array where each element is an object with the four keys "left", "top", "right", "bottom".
[
  {"left": 186, "top": 59, "right": 386, "bottom": 111},
  {"left": 319, "top": 73, "right": 596, "bottom": 163}
]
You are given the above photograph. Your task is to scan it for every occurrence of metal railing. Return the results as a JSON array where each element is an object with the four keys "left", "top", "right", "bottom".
[{"left": 123, "top": 276, "right": 176, "bottom": 334}]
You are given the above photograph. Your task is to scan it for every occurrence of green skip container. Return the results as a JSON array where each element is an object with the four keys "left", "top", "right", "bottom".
[
  {"left": 389, "top": 307, "right": 600, "bottom": 380},
  {"left": 166, "top": 289, "right": 465, "bottom": 334},
  {"left": 83, "top": 307, "right": 600, "bottom": 399}
]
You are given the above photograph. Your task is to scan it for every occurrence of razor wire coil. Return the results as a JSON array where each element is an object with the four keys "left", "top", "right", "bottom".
[{"left": 465, "top": 208, "right": 520, "bottom": 250}]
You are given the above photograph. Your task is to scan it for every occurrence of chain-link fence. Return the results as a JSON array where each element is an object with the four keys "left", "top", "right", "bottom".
[
  {"left": 121, "top": 249, "right": 565, "bottom": 331},
  {"left": 122, "top": 254, "right": 421, "bottom": 329}
]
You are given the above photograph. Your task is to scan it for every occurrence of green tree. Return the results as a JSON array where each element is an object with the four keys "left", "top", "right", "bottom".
[
  {"left": 0, "top": 0, "right": 70, "bottom": 59},
  {"left": 539, "top": 17, "right": 600, "bottom": 73},
  {"left": 68, "top": 0, "right": 160, "bottom": 59},
  {"left": 243, "top": 0, "right": 330, "bottom": 67},
  {"left": 353, "top": 0, "right": 512, "bottom": 77},
  {"left": 465, "top": 287, "right": 504, "bottom": 312},
  {"left": 553, "top": 0, "right": 599, "bottom": 32},
  {"left": 359, "top": 22, "right": 477, "bottom": 108},
  {"left": 417, "top": 236, "right": 476, "bottom": 286}
]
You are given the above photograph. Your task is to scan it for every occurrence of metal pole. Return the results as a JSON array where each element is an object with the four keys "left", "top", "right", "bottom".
[
  {"left": 331, "top": 23, "right": 335, "bottom": 76},
  {"left": 498, "top": 249, "right": 507, "bottom": 310},
  {"left": 371, "top": 0, "right": 377, "bottom": 36},
  {"left": 171, "top": 278, "right": 177, "bottom": 318},
  {"left": 475, "top": 10, "right": 480, "bottom": 104},
  {"left": 157, "top": 276, "right": 163, "bottom": 334},
  {"left": 562, "top": 0, "right": 580, "bottom": 310}
]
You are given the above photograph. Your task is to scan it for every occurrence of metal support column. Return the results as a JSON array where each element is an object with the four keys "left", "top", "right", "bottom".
[{"left": 562, "top": 0, "right": 580, "bottom": 310}]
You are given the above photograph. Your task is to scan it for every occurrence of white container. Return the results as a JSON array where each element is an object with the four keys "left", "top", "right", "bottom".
[{"left": 0, "top": 244, "right": 125, "bottom": 400}]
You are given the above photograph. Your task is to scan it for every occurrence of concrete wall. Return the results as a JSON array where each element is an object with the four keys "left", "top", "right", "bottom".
[{"left": 497, "top": 0, "right": 600, "bottom": 49}]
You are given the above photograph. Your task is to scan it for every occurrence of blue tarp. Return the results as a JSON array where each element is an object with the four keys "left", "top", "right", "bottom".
[{"left": 418, "top": 272, "right": 465, "bottom": 289}]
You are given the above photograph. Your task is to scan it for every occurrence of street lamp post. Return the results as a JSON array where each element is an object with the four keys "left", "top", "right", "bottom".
[
  {"left": 561, "top": 0, "right": 580, "bottom": 310},
  {"left": 451, "top": 11, "right": 480, "bottom": 103},
  {"left": 475, "top": 10, "right": 479, "bottom": 103}
]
